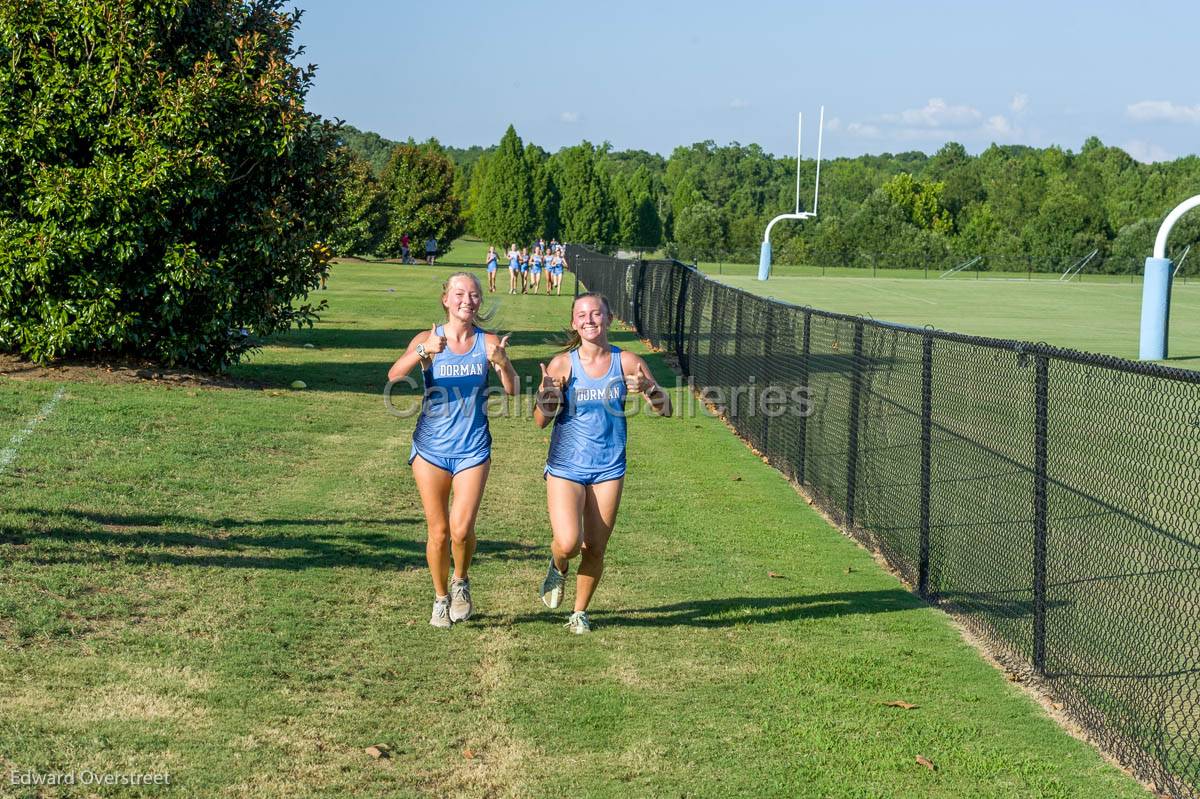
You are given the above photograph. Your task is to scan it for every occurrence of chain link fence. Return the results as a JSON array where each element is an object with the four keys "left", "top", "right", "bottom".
[{"left": 567, "top": 244, "right": 1200, "bottom": 799}]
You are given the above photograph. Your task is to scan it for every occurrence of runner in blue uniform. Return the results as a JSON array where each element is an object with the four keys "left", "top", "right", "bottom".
[
  {"left": 533, "top": 292, "right": 671, "bottom": 633},
  {"left": 546, "top": 253, "right": 561, "bottom": 295},
  {"left": 507, "top": 244, "right": 520, "bottom": 295},
  {"left": 519, "top": 247, "right": 530, "bottom": 294},
  {"left": 387, "top": 272, "right": 518, "bottom": 628},
  {"left": 530, "top": 248, "right": 543, "bottom": 294},
  {"left": 554, "top": 250, "right": 568, "bottom": 296},
  {"left": 485, "top": 245, "right": 499, "bottom": 294}
]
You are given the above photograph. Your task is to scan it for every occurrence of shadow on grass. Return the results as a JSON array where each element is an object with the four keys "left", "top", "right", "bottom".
[
  {"left": 229, "top": 324, "right": 648, "bottom": 395},
  {"left": 515, "top": 589, "right": 925, "bottom": 628},
  {"left": 3, "top": 509, "right": 544, "bottom": 571}
]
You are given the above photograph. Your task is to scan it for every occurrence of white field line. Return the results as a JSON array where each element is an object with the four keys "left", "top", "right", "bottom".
[
  {"left": 857, "top": 280, "right": 937, "bottom": 306},
  {"left": 0, "top": 386, "right": 65, "bottom": 476}
]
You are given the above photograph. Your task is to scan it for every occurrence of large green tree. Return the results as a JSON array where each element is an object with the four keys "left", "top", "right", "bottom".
[
  {"left": 378, "top": 142, "right": 464, "bottom": 256},
  {"left": 473, "top": 126, "right": 536, "bottom": 247},
  {"left": 327, "top": 150, "right": 388, "bottom": 257},
  {"left": 552, "top": 142, "right": 617, "bottom": 247},
  {"left": 0, "top": 0, "right": 344, "bottom": 369},
  {"left": 673, "top": 201, "right": 725, "bottom": 261}
]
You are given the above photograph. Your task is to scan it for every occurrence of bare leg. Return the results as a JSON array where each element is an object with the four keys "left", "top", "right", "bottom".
[
  {"left": 412, "top": 456, "right": 453, "bottom": 596},
  {"left": 448, "top": 461, "right": 490, "bottom": 578},
  {"left": 574, "top": 478, "right": 624, "bottom": 612},
  {"left": 546, "top": 475, "right": 585, "bottom": 574}
]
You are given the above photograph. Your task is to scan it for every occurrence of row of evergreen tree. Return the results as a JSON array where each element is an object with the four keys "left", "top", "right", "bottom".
[{"left": 333, "top": 124, "right": 1200, "bottom": 274}]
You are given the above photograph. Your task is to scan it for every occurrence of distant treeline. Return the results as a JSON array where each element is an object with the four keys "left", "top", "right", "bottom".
[{"left": 334, "top": 123, "right": 1200, "bottom": 273}]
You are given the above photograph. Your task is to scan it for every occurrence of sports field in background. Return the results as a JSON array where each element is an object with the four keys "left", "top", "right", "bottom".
[
  {"left": 0, "top": 260, "right": 1150, "bottom": 797},
  {"left": 442, "top": 240, "right": 1200, "bottom": 369},
  {"left": 718, "top": 270, "right": 1200, "bottom": 369}
]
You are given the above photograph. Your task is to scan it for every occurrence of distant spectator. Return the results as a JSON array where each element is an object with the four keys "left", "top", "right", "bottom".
[
  {"left": 401, "top": 233, "right": 411, "bottom": 264},
  {"left": 425, "top": 236, "right": 438, "bottom": 265}
]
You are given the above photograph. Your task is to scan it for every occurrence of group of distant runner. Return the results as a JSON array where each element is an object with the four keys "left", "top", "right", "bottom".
[{"left": 481, "top": 238, "right": 568, "bottom": 295}]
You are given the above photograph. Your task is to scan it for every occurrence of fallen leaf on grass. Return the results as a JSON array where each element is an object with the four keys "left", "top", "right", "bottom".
[
  {"left": 915, "top": 755, "right": 935, "bottom": 771},
  {"left": 845, "top": 566, "right": 854, "bottom": 574},
  {"left": 768, "top": 571, "right": 785, "bottom": 579},
  {"left": 364, "top": 744, "right": 390, "bottom": 759},
  {"left": 883, "top": 701, "right": 918, "bottom": 710},
  {"left": 462, "top": 748, "right": 475, "bottom": 760},
  {"left": 732, "top": 475, "right": 742, "bottom": 481}
]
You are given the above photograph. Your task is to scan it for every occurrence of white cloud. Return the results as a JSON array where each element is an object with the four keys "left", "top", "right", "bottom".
[
  {"left": 1010, "top": 93, "right": 1029, "bottom": 113},
  {"left": 881, "top": 98, "right": 981, "bottom": 128},
  {"left": 559, "top": 111, "right": 580, "bottom": 123},
  {"left": 824, "top": 116, "right": 842, "bottom": 132},
  {"left": 846, "top": 122, "right": 880, "bottom": 138},
  {"left": 983, "top": 115, "right": 1014, "bottom": 136},
  {"left": 1127, "top": 100, "right": 1200, "bottom": 123},
  {"left": 729, "top": 98, "right": 750, "bottom": 110},
  {"left": 1123, "top": 139, "right": 1172, "bottom": 163}
]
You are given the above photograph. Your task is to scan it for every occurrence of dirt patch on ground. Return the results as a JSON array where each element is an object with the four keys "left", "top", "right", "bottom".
[{"left": 0, "top": 353, "right": 258, "bottom": 389}]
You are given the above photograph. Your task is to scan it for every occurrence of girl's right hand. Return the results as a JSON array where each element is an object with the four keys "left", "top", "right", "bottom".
[
  {"left": 424, "top": 324, "right": 447, "bottom": 355},
  {"left": 539, "top": 362, "right": 565, "bottom": 395}
]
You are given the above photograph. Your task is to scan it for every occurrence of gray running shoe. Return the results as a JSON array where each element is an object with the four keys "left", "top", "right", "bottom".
[
  {"left": 540, "top": 560, "right": 567, "bottom": 609},
  {"left": 564, "top": 610, "right": 591, "bottom": 634},
  {"left": 430, "top": 596, "right": 451, "bottom": 629},
  {"left": 449, "top": 577, "right": 473, "bottom": 622}
]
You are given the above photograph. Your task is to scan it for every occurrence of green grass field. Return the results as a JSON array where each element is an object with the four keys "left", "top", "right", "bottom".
[
  {"left": 446, "top": 240, "right": 1199, "bottom": 368},
  {"left": 712, "top": 267, "right": 1200, "bottom": 369},
  {"left": 0, "top": 260, "right": 1153, "bottom": 797}
]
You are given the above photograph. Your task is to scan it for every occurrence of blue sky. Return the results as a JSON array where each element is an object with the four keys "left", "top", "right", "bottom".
[{"left": 294, "top": 1, "right": 1200, "bottom": 162}]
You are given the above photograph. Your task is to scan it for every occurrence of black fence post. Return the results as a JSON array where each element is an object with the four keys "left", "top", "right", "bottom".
[
  {"left": 846, "top": 321, "right": 865, "bottom": 527},
  {"left": 761, "top": 303, "right": 775, "bottom": 456},
  {"left": 633, "top": 259, "right": 645, "bottom": 335},
  {"left": 798, "top": 310, "right": 811, "bottom": 485},
  {"left": 918, "top": 333, "right": 933, "bottom": 598},
  {"left": 674, "top": 265, "right": 690, "bottom": 367},
  {"left": 1033, "top": 354, "right": 1050, "bottom": 675}
]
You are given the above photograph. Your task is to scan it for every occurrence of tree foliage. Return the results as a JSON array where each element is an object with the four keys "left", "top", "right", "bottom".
[
  {"left": 327, "top": 150, "right": 388, "bottom": 257},
  {"left": 553, "top": 142, "right": 617, "bottom": 247},
  {"left": 378, "top": 142, "right": 464, "bottom": 256},
  {"left": 0, "top": 0, "right": 345, "bottom": 368},
  {"left": 472, "top": 125, "right": 536, "bottom": 247},
  {"left": 343, "top": 117, "right": 1200, "bottom": 274}
]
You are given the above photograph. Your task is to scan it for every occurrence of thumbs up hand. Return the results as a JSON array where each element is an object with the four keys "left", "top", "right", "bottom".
[
  {"left": 424, "top": 324, "right": 447, "bottom": 356},
  {"left": 539, "top": 362, "right": 565, "bottom": 394},
  {"left": 625, "top": 363, "right": 654, "bottom": 394},
  {"left": 487, "top": 334, "right": 511, "bottom": 368}
]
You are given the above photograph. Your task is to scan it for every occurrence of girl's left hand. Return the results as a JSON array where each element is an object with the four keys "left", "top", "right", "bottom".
[
  {"left": 487, "top": 334, "right": 512, "bottom": 368},
  {"left": 625, "top": 365, "right": 654, "bottom": 394}
]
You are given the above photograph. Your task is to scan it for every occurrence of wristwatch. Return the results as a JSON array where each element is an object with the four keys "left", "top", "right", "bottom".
[{"left": 416, "top": 343, "right": 428, "bottom": 359}]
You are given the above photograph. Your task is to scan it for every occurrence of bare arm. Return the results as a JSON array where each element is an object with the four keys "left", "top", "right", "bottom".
[
  {"left": 485, "top": 333, "right": 519, "bottom": 396},
  {"left": 622, "top": 352, "right": 672, "bottom": 417},
  {"left": 534, "top": 355, "right": 570, "bottom": 429},
  {"left": 387, "top": 324, "right": 444, "bottom": 383}
]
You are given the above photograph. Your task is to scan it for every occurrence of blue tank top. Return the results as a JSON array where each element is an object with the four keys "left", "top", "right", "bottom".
[
  {"left": 547, "top": 346, "right": 627, "bottom": 474},
  {"left": 509, "top": 253, "right": 519, "bottom": 268},
  {"left": 487, "top": 254, "right": 498, "bottom": 268},
  {"left": 412, "top": 326, "right": 491, "bottom": 458}
]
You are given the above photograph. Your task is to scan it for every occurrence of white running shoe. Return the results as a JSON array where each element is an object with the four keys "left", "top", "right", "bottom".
[
  {"left": 540, "top": 560, "right": 567, "bottom": 609},
  {"left": 430, "top": 596, "right": 451, "bottom": 629},
  {"left": 449, "top": 577, "right": 473, "bottom": 622},
  {"left": 564, "top": 610, "right": 591, "bottom": 634}
]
